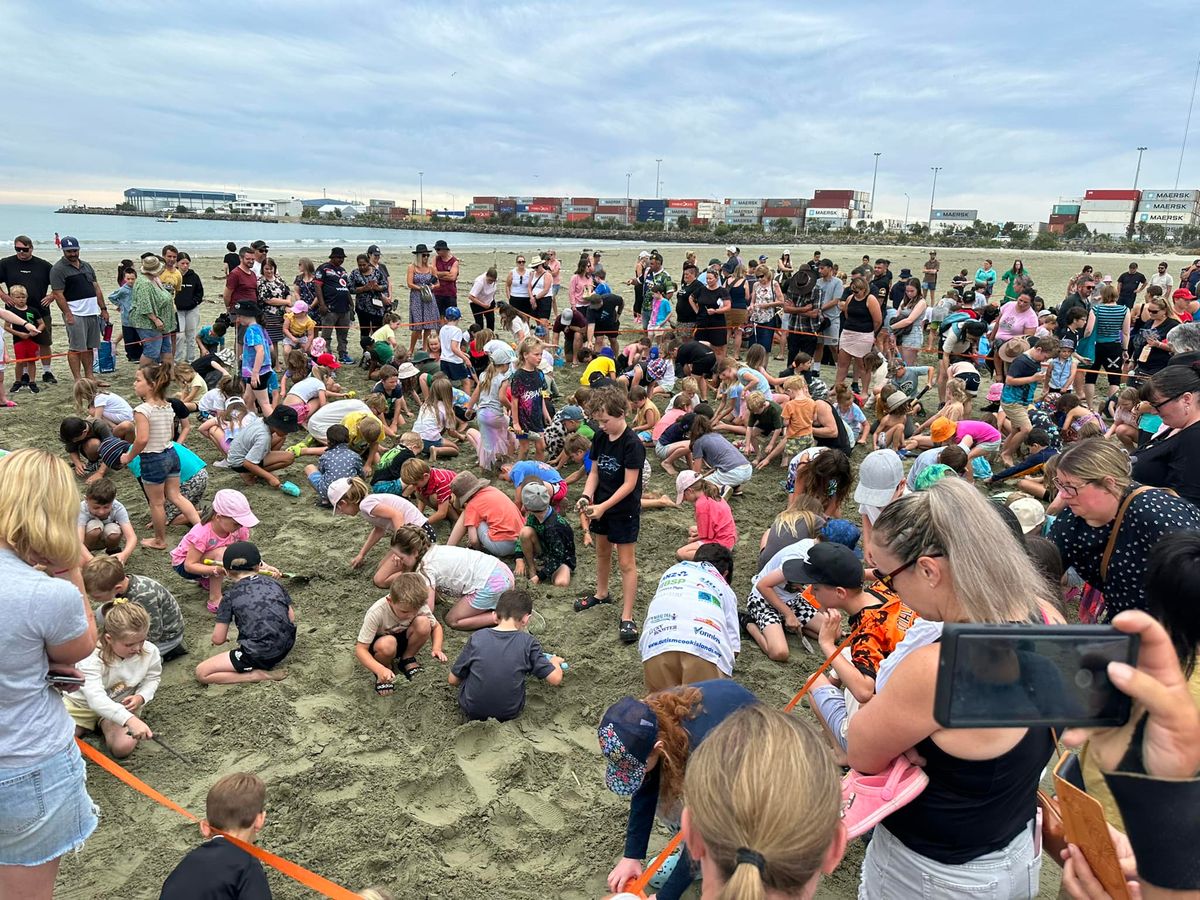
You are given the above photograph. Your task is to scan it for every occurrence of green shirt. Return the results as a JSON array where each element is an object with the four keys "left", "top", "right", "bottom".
[{"left": 129, "top": 278, "right": 176, "bottom": 332}]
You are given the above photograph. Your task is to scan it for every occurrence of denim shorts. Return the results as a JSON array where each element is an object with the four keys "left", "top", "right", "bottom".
[
  {"left": 139, "top": 446, "right": 181, "bottom": 485},
  {"left": 136, "top": 329, "right": 172, "bottom": 361},
  {"left": 0, "top": 741, "right": 98, "bottom": 866}
]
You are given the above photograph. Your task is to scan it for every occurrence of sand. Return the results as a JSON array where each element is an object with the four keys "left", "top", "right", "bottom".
[{"left": 18, "top": 240, "right": 1083, "bottom": 898}]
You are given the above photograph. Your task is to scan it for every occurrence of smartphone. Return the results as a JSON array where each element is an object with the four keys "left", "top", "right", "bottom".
[
  {"left": 934, "top": 624, "right": 1139, "bottom": 729},
  {"left": 45, "top": 673, "right": 85, "bottom": 686}
]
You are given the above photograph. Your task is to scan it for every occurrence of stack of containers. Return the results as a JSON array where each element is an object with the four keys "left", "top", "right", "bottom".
[
  {"left": 667, "top": 198, "right": 700, "bottom": 223},
  {"left": 808, "top": 190, "right": 854, "bottom": 228},
  {"left": 595, "top": 198, "right": 631, "bottom": 224},
  {"left": 725, "top": 198, "right": 764, "bottom": 227},
  {"left": 528, "top": 198, "right": 562, "bottom": 221},
  {"left": 466, "top": 200, "right": 495, "bottom": 220},
  {"left": 761, "top": 198, "right": 807, "bottom": 227},
  {"left": 496, "top": 197, "right": 517, "bottom": 214},
  {"left": 472, "top": 196, "right": 499, "bottom": 206},
  {"left": 1079, "top": 190, "right": 1140, "bottom": 236},
  {"left": 1136, "top": 190, "right": 1200, "bottom": 231},
  {"left": 1048, "top": 202, "right": 1080, "bottom": 234},
  {"left": 637, "top": 199, "right": 667, "bottom": 223},
  {"left": 694, "top": 200, "right": 721, "bottom": 227},
  {"left": 563, "top": 201, "right": 596, "bottom": 222}
]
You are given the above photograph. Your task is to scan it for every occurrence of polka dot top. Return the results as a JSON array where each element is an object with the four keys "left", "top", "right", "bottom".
[{"left": 1049, "top": 484, "right": 1200, "bottom": 620}]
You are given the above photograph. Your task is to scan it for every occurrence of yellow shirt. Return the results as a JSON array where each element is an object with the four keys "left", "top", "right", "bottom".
[
  {"left": 343, "top": 412, "right": 383, "bottom": 451},
  {"left": 159, "top": 268, "right": 183, "bottom": 298},
  {"left": 284, "top": 312, "right": 314, "bottom": 338},
  {"left": 372, "top": 324, "right": 397, "bottom": 345},
  {"left": 579, "top": 356, "right": 616, "bottom": 386}
]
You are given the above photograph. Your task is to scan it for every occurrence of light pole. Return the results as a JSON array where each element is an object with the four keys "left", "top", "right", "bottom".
[
  {"left": 870, "top": 152, "right": 881, "bottom": 218},
  {"left": 1177, "top": 51, "right": 1200, "bottom": 188},
  {"left": 903, "top": 192, "right": 910, "bottom": 229},
  {"left": 418, "top": 171, "right": 424, "bottom": 213},
  {"left": 626, "top": 172, "right": 632, "bottom": 210},
  {"left": 655, "top": 159, "right": 663, "bottom": 199},
  {"left": 928, "top": 167, "right": 942, "bottom": 229},
  {"left": 1134, "top": 146, "right": 1148, "bottom": 190}
]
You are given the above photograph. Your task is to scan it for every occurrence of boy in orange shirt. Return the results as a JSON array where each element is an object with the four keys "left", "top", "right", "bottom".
[{"left": 773, "top": 375, "right": 815, "bottom": 467}]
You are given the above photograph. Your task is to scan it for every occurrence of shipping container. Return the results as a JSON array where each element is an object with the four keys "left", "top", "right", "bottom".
[
  {"left": 667, "top": 199, "right": 699, "bottom": 209},
  {"left": 562, "top": 205, "right": 595, "bottom": 213},
  {"left": 497, "top": 205, "right": 516, "bottom": 214},
  {"left": 466, "top": 203, "right": 494, "bottom": 211},
  {"left": 807, "top": 218, "right": 848, "bottom": 230},
  {"left": 532, "top": 197, "right": 561, "bottom": 204},
  {"left": 516, "top": 204, "right": 530, "bottom": 213},
  {"left": 814, "top": 189, "right": 854, "bottom": 200},
  {"left": 529, "top": 203, "right": 558, "bottom": 213},
  {"left": 1140, "top": 200, "right": 1200, "bottom": 213},
  {"left": 1078, "top": 208, "right": 1135, "bottom": 221},
  {"left": 806, "top": 207, "right": 851, "bottom": 218},
  {"left": 570, "top": 197, "right": 598, "bottom": 206},
  {"left": 637, "top": 206, "right": 666, "bottom": 223},
  {"left": 1142, "top": 189, "right": 1200, "bottom": 203},
  {"left": 1084, "top": 189, "right": 1141, "bottom": 201},
  {"left": 472, "top": 196, "right": 499, "bottom": 205},
  {"left": 1052, "top": 204, "right": 1081, "bottom": 215},
  {"left": 565, "top": 212, "right": 592, "bottom": 222},
  {"left": 514, "top": 197, "right": 534, "bottom": 204},
  {"left": 1048, "top": 214, "right": 1078, "bottom": 225},
  {"left": 388, "top": 207, "right": 408, "bottom": 219},
  {"left": 1139, "top": 211, "right": 1200, "bottom": 224},
  {"left": 1048, "top": 223, "right": 1066, "bottom": 235},
  {"left": 597, "top": 198, "right": 628, "bottom": 206},
  {"left": 595, "top": 205, "right": 627, "bottom": 214},
  {"left": 593, "top": 214, "right": 629, "bottom": 223},
  {"left": 764, "top": 198, "right": 807, "bottom": 207},
  {"left": 469, "top": 210, "right": 494, "bottom": 220},
  {"left": 1080, "top": 201, "right": 1138, "bottom": 213}
]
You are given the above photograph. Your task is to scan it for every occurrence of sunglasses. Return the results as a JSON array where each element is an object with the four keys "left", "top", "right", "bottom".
[
  {"left": 874, "top": 553, "right": 942, "bottom": 591},
  {"left": 516, "top": 259, "right": 526, "bottom": 264},
  {"left": 14, "top": 245, "right": 32, "bottom": 252}
]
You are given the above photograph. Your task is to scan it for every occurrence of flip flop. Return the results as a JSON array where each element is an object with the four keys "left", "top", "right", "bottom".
[
  {"left": 399, "top": 657, "right": 421, "bottom": 681},
  {"left": 574, "top": 594, "right": 612, "bottom": 612},
  {"left": 619, "top": 620, "right": 639, "bottom": 643},
  {"left": 375, "top": 678, "right": 395, "bottom": 695}
]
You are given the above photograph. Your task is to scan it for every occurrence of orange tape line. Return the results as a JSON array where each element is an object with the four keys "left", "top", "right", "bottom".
[{"left": 75, "top": 737, "right": 362, "bottom": 899}]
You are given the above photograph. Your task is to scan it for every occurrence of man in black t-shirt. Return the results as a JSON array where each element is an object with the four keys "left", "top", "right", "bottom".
[
  {"left": 0, "top": 235, "right": 56, "bottom": 382},
  {"left": 586, "top": 292, "right": 623, "bottom": 354},
  {"left": 315, "top": 247, "right": 353, "bottom": 362},
  {"left": 1117, "top": 263, "right": 1147, "bottom": 309}
]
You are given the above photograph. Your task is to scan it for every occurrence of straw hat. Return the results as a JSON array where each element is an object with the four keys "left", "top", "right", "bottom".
[
  {"left": 450, "top": 471, "right": 490, "bottom": 505},
  {"left": 141, "top": 254, "right": 165, "bottom": 277},
  {"left": 884, "top": 391, "right": 911, "bottom": 414}
]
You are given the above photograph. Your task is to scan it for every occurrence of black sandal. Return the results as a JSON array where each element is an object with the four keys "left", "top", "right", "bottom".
[
  {"left": 375, "top": 678, "right": 395, "bottom": 695},
  {"left": 399, "top": 657, "right": 422, "bottom": 681},
  {"left": 619, "top": 619, "right": 639, "bottom": 643},
  {"left": 738, "top": 610, "right": 754, "bottom": 635},
  {"left": 574, "top": 594, "right": 612, "bottom": 612}
]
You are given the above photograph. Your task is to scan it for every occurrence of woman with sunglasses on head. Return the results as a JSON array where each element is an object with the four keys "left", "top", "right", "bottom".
[
  {"left": 406, "top": 244, "right": 439, "bottom": 357},
  {"left": 1051, "top": 438, "right": 1200, "bottom": 622},
  {"left": 1129, "top": 362, "right": 1200, "bottom": 508},
  {"left": 848, "top": 478, "right": 1055, "bottom": 899}
]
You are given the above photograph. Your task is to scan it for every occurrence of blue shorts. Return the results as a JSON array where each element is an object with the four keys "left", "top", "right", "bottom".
[
  {"left": 136, "top": 329, "right": 172, "bottom": 361},
  {"left": 921, "top": 282, "right": 936, "bottom": 292},
  {"left": 0, "top": 741, "right": 98, "bottom": 866},
  {"left": 173, "top": 561, "right": 204, "bottom": 582},
  {"left": 440, "top": 360, "right": 471, "bottom": 382},
  {"left": 138, "top": 446, "right": 180, "bottom": 485},
  {"left": 422, "top": 438, "right": 442, "bottom": 455}
]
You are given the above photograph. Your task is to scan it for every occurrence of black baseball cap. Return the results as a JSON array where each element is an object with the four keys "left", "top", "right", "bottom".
[
  {"left": 251, "top": 240, "right": 268, "bottom": 251},
  {"left": 367, "top": 244, "right": 381, "bottom": 255},
  {"left": 223, "top": 541, "right": 262, "bottom": 572},
  {"left": 782, "top": 542, "right": 863, "bottom": 588}
]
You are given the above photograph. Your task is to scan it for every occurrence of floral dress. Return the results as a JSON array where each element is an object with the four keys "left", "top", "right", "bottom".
[
  {"left": 409, "top": 269, "right": 439, "bottom": 331},
  {"left": 257, "top": 276, "right": 290, "bottom": 345}
]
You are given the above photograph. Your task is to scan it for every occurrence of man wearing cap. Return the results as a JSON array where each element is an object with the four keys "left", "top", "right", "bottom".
[
  {"left": 315, "top": 247, "right": 353, "bottom": 363},
  {"left": 637, "top": 542, "right": 739, "bottom": 691},
  {"left": 432, "top": 240, "right": 459, "bottom": 318},
  {"left": 640, "top": 252, "right": 675, "bottom": 330},
  {"left": 49, "top": 237, "right": 109, "bottom": 382},
  {"left": 922, "top": 250, "right": 940, "bottom": 302},
  {"left": 367, "top": 245, "right": 391, "bottom": 305},
  {"left": 721, "top": 246, "right": 741, "bottom": 276},
  {"left": 0, "top": 234, "right": 57, "bottom": 383},
  {"left": 553, "top": 305, "right": 587, "bottom": 364},
  {"left": 219, "top": 404, "right": 299, "bottom": 490},
  {"left": 250, "top": 240, "right": 269, "bottom": 277},
  {"left": 543, "top": 405, "right": 586, "bottom": 465}
]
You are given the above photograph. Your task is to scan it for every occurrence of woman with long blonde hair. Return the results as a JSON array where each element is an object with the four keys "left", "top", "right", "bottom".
[{"left": 0, "top": 449, "right": 100, "bottom": 897}]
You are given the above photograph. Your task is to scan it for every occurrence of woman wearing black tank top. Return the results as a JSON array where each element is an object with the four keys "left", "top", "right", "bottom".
[{"left": 848, "top": 478, "right": 1055, "bottom": 898}]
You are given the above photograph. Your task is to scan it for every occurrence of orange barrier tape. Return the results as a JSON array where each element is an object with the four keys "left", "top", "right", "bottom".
[
  {"left": 625, "top": 624, "right": 864, "bottom": 897},
  {"left": 75, "top": 737, "right": 362, "bottom": 899}
]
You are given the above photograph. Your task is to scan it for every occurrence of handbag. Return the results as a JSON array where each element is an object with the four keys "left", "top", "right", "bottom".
[
  {"left": 840, "top": 755, "right": 929, "bottom": 838},
  {"left": 1037, "top": 730, "right": 1068, "bottom": 865}
]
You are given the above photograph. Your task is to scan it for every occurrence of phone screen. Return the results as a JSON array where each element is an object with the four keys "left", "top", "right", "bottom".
[{"left": 935, "top": 624, "right": 1138, "bottom": 729}]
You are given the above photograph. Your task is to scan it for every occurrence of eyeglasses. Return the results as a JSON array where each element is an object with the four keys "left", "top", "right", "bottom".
[
  {"left": 875, "top": 553, "right": 942, "bottom": 591},
  {"left": 1053, "top": 478, "right": 1092, "bottom": 498},
  {"left": 1150, "top": 392, "right": 1186, "bottom": 412}
]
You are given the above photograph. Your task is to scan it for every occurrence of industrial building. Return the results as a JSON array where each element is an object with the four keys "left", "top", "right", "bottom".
[{"left": 122, "top": 187, "right": 237, "bottom": 213}]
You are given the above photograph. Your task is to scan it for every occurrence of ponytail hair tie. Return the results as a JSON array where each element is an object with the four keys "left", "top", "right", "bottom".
[
  {"left": 735, "top": 847, "right": 766, "bottom": 873},
  {"left": 111, "top": 597, "right": 128, "bottom": 605}
]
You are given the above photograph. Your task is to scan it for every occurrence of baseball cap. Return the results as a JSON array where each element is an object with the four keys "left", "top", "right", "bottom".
[
  {"left": 725, "top": 245, "right": 739, "bottom": 254},
  {"left": 251, "top": 240, "right": 269, "bottom": 251},
  {"left": 367, "top": 244, "right": 381, "bottom": 255},
  {"left": 315, "top": 351, "right": 341, "bottom": 370},
  {"left": 520, "top": 481, "right": 551, "bottom": 513},
  {"left": 1173, "top": 288, "right": 1194, "bottom": 300},
  {"left": 211, "top": 489, "right": 260, "bottom": 528},
  {"left": 559, "top": 308, "right": 576, "bottom": 326},
  {"left": 60, "top": 236, "right": 80, "bottom": 250},
  {"left": 558, "top": 405, "right": 584, "bottom": 422},
  {"left": 599, "top": 347, "right": 614, "bottom": 359},
  {"left": 638, "top": 250, "right": 651, "bottom": 259},
  {"left": 782, "top": 541, "right": 863, "bottom": 589},
  {"left": 222, "top": 541, "right": 262, "bottom": 572},
  {"left": 675, "top": 470, "right": 704, "bottom": 504},
  {"left": 598, "top": 697, "right": 659, "bottom": 797},
  {"left": 327, "top": 478, "right": 353, "bottom": 510},
  {"left": 291, "top": 300, "right": 309, "bottom": 314},
  {"left": 930, "top": 417, "right": 956, "bottom": 443},
  {"left": 489, "top": 344, "right": 516, "bottom": 366},
  {"left": 853, "top": 450, "right": 904, "bottom": 507},
  {"left": 1008, "top": 496, "right": 1046, "bottom": 534}
]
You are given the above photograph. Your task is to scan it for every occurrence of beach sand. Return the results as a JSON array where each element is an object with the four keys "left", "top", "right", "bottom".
[{"left": 20, "top": 239, "right": 1087, "bottom": 899}]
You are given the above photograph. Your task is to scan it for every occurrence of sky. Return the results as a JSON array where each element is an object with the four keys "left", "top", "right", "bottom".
[{"left": 3, "top": 0, "right": 1198, "bottom": 223}]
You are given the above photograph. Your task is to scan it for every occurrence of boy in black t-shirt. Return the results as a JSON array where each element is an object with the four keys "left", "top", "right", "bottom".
[
  {"left": 160, "top": 772, "right": 271, "bottom": 899},
  {"left": 574, "top": 390, "right": 646, "bottom": 643}
]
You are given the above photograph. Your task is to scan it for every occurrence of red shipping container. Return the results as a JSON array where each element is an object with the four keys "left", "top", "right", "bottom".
[
  {"left": 763, "top": 207, "right": 803, "bottom": 217},
  {"left": 566, "top": 212, "right": 592, "bottom": 222},
  {"left": 469, "top": 210, "right": 494, "bottom": 219},
  {"left": 570, "top": 197, "right": 599, "bottom": 205},
  {"left": 1048, "top": 223, "right": 1066, "bottom": 234},
  {"left": 1083, "top": 190, "right": 1141, "bottom": 201},
  {"left": 532, "top": 197, "right": 561, "bottom": 204},
  {"left": 596, "top": 205, "right": 627, "bottom": 214},
  {"left": 389, "top": 207, "right": 408, "bottom": 219},
  {"left": 1048, "top": 214, "right": 1078, "bottom": 224},
  {"left": 529, "top": 204, "right": 558, "bottom": 213},
  {"left": 472, "top": 196, "right": 499, "bottom": 205},
  {"left": 667, "top": 199, "right": 699, "bottom": 208},
  {"left": 814, "top": 190, "right": 854, "bottom": 200}
]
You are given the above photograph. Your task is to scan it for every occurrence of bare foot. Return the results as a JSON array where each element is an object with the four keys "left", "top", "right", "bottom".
[
  {"left": 264, "top": 668, "right": 289, "bottom": 681},
  {"left": 662, "top": 463, "right": 677, "bottom": 476},
  {"left": 142, "top": 539, "right": 167, "bottom": 550}
]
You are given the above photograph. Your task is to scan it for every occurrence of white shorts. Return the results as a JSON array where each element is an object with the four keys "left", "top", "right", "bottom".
[{"left": 705, "top": 463, "right": 753, "bottom": 489}]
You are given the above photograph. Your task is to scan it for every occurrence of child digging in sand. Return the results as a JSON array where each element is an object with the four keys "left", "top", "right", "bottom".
[
  {"left": 83, "top": 556, "right": 185, "bottom": 660},
  {"left": 355, "top": 571, "right": 446, "bottom": 693},
  {"left": 77, "top": 476, "right": 138, "bottom": 564},
  {"left": 514, "top": 480, "right": 577, "bottom": 587},
  {"left": 195, "top": 541, "right": 294, "bottom": 684},
  {"left": 448, "top": 588, "right": 564, "bottom": 721}
]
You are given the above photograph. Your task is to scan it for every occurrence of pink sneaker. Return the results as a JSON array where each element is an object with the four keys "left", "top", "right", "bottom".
[{"left": 841, "top": 755, "right": 929, "bottom": 838}]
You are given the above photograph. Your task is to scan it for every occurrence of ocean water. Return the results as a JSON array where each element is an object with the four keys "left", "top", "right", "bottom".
[{"left": 0, "top": 204, "right": 646, "bottom": 255}]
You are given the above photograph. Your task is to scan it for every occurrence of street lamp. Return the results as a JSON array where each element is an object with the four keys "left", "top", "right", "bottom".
[
  {"left": 928, "top": 167, "right": 942, "bottom": 229},
  {"left": 1134, "top": 147, "right": 1148, "bottom": 190},
  {"left": 870, "top": 152, "right": 881, "bottom": 218},
  {"left": 418, "top": 171, "right": 424, "bottom": 213},
  {"left": 655, "top": 159, "right": 663, "bottom": 199},
  {"left": 903, "top": 192, "right": 910, "bottom": 229}
]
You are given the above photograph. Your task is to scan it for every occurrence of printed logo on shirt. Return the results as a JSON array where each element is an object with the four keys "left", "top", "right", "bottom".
[
  {"left": 696, "top": 591, "right": 723, "bottom": 609},
  {"left": 645, "top": 612, "right": 678, "bottom": 624}
]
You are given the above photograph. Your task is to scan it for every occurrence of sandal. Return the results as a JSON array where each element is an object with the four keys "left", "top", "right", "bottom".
[
  {"left": 619, "top": 619, "right": 639, "bottom": 644},
  {"left": 206, "top": 600, "right": 220, "bottom": 613},
  {"left": 738, "top": 610, "right": 754, "bottom": 635},
  {"left": 574, "top": 594, "right": 612, "bottom": 612},
  {"left": 375, "top": 677, "right": 395, "bottom": 695},
  {"left": 399, "top": 657, "right": 422, "bottom": 681}
]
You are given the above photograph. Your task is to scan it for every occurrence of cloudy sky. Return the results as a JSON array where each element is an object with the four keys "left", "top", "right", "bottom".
[{"left": 3, "top": 0, "right": 1197, "bottom": 222}]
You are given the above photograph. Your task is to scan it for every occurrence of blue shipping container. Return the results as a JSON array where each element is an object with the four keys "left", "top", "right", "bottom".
[
  {"left": 498, "top": 205, "right": 516, "bottom": 213},
  {"left": 637, "top": 208, "right": 665, "bottom": 222},
  {"left": 516, "top": 204, "right": 530, "bottom": 213},
  {"left": 638, "top": 199, "right": 667, "bottom": 212}
]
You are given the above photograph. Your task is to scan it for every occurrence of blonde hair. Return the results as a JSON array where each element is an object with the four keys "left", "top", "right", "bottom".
[
  {"left": 871, "top": 477, "right": 1044, "bottom": 623},
  {"left": 338, "top": 477, "right": 372, "bottom": 509},
  {"left": 684, "top": 706, "right": 840, "bottom": 900},
  {"left": 0, "top": 449, "right": 81, "bottom": 568},
  {"left": 1099, "top": 283, "right": 1120, "bottom": 305},
  {"left": 73, "top": 378, "right": 102, "bottom": 411},
  {"left": 398, "top": 431, "right": 423, "bottom": 453},
  {"left": 298, "top": 258, "right": 316, "bottom": 277},
  {"left": 1055, "top": 437, "right": 1132, "bottom": 497},
  {"left": 679, "top": 377, "right": 699, "bottom": 395},
  {"left": 83, "top": 555, "right": 125, "bottom": 596},
  {"left": 769, "top": 498, "right": 823, "bottom": 543},
  {"left": 745, "top": 390, "right": 768, "bottom": 412},
  {"left": 944, "top": 378, "right": 967, "bottom": 406},
  {"left": 9, "top": 284, "right": 27, "bottom": 300},
  {"left": 98, "top": 600, "right": 150, "bottom": 666},
  {"left": 782, "top": 375, "right": 808, "bottom": 394},
  {"left": 517, "top": 335, "right": 542, "bottom": 361},
  {"left": 387, "top": 571, "right": 428, "bottom": 610}
]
